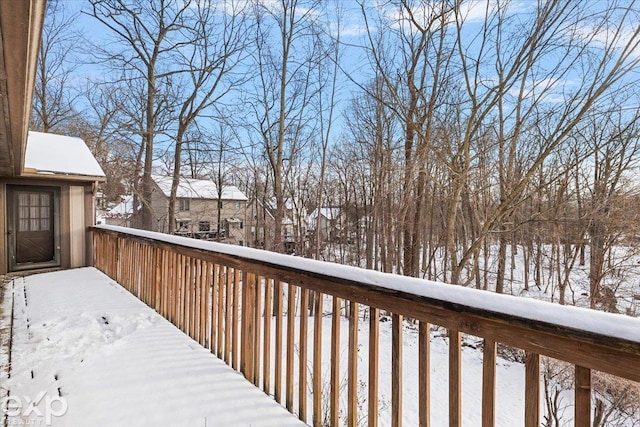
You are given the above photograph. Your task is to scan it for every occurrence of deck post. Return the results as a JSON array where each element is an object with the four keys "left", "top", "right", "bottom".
[{"left": 241, "top": 271, "right": 257, "bottom": 381}]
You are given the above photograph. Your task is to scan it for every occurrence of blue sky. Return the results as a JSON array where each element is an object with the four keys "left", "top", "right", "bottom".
[{"left": 54, "top": 0, "right": 640, "bottom": 164}]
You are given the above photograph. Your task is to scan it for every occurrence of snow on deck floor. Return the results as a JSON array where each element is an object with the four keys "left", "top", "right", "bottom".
[{"left": 6, "top": 267, "right": 305, "bottom": 427}]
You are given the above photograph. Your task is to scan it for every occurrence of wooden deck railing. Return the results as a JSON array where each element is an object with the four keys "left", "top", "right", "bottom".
[{"left": 92, "top": 225, "right": 640, "bottom": 427}]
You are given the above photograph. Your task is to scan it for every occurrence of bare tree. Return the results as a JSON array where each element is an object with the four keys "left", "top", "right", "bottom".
[
  {"left": 32, "top": 0, "right": 81, "bottom": 132},
  {"left": 245, "top": 0, "right": 324, "bottom": 252},
  {"left": 581, "top": 107, "right": 640, "bottom": 309},
  {"left": 447, "top": 0, "right": 640, "bottom": 286},
  {"left": 166, "top": 0, "right": 250, "bottom": 233},
  {"left": 359, "top": 0, "right": 455, "bottom": 277},
  {"left": 313, "top": 3, "right": 341, "bottom": 261},
  {"left": 69, "top": 80, "right": 132, "bottom": 204},
  {"left": 87, "top": 0, "right": 193, "bottom": 230}
]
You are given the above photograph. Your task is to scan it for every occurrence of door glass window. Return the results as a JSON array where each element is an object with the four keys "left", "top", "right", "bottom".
[
  {"left": 18, "top": 194, "right": 29, "bottom": 231},
  {"left": 40, "top": 194, "right": 51, "bottom": 230},
  {"left": 18, "top": 192, "right": 52, "bottom": 231}
]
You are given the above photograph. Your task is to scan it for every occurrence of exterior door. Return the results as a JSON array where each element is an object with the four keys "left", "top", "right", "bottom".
[{"left": 8, "top": 186, "right": 60, "bottom": 271}]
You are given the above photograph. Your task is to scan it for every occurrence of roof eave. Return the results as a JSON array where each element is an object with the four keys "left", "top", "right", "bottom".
[
  {"left": 20, "top": 169, "right": 107, "bottom": 182},
  {"left": 0, "top": 0, "right": 46, "bottom": 177}
]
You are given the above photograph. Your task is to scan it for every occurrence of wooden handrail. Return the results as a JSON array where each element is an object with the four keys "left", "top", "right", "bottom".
[{"left": 91, "top": 225, "right": 640, "bottom": 426}]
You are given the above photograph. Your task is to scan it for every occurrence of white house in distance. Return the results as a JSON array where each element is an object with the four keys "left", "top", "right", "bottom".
[
  {"left": 104, "top": 194, "right": 134, "bottom": 227},
  {"left": 246, "top": 197, "right": 307, "bottom": 253},
  {"left": 149, "top": 175, "right": 248, "bottom": 245},
  {"left": 307, "top": 207, "right": 342, "bottom": 243}
]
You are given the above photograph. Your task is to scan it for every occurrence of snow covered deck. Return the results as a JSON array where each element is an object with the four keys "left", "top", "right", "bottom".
[{"left": 3, "top": 268, "right": 305, "bottom": 427}]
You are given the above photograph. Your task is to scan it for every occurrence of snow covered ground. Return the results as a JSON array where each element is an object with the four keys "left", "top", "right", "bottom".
[
  {"left": 283, "top": 312, "right": 529, "bottom": 426},
  {"left": 4, "top": 268, "right": 305, "bottom": 427}
]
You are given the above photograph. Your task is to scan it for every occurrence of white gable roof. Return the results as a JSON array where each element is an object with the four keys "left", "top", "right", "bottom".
[
  {"left": 23, "top": 131, "right": 105, "bottom": 178},
  {"left": 309, "top": 207, "right": 341, "bottom": 221},
  {"left": 152, "top": 175, "right": 248, "bottom": 201},
  {"left": 307, "top": 207, "right": 341, "bottom": 229},
  {"left": 106, "top": 195, "right": 134, "bottom": 217}
]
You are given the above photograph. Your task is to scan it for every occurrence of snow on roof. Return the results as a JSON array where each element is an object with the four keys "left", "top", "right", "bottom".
[
  {"left": 23, "top": 131, "right": 105, "bottom": 178},
  {"left": 106, "top": 195, "right": 134, "bottom": 217},
  {"left": 264, "top": 197, "right": 301, "bottom": 211},
  {"left": 307, "top": 207, "right": 341, "bottom": 228},
  {"left": 95, "top": 224, "right": 640, "bottom": 345},
  {"left": 309, "top": 207, "right": 341, "bottom": 220},
  {"left": 152, "top": 175, "right": 247, "bottom": 201}
]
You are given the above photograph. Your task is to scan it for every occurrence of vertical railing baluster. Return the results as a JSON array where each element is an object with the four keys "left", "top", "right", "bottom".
[
  {"left": 165, "top": 251, "right": 176, "bottom": 325},
  {"left": 347, "top": 301, "right": 359, "bottom": 427},
  {"left": 419, "top": 321, "right": 431, "bottom": 427},
  {"left": 217, "top": 265, "right": 225, "bottom": 358},
  {"left": 140, "top": 243, "right": 145, "bottom": 300},
  {"left": 575, "top": 365, "right": 591, "bottom": 427},
  {"left": 232, "top": 268, "right": 240, "bottom": 370},
  {"left": 313, "top": 292, "right": 323, "bottom": 427},
  {"left": 178, "top": 255, "right": 185, "bottom": 331},
  {"left": 331, "top": 296, "right": 341, "bottom": 427},
  {"left": 225, "top": 266, "right": 233, "bottom": 363},
  {"left": 185, "top": 256, "right": 192, "bottom": 336},
  {"left": 482, "top": 339, "right": 496, "bottom": 427},
  {"left": 449, "top": 329, "right": 461, "bottom": 427},
  {"left": 274, "top": 280, "right": 283, "bottom": 403},
  {"left": 196, "top": 259, "right": 203, "bottom": 346},
  {"left": 392, "top": 313, "right": 403, "bottom": 427},
  {"left": 263, "top": 278, "right": 273, "bottom": 395},
  {"left": 205, "top": 262, "right": 213, "bottom": 349},
  {"left": 524, "top": 351, "right": 540, "bottom": 427},
  {"left": 140, "top": 242, "right": 145, "bottom": 296},
  {"left": 299, "top": 287, "right": 309, "bottom": 422},
  {"left": 154, "top": 247, "right": 161, "bottom": 313},
  {"left": 211, "top": 263, "right": 219, "bottom": 354},
  {"left": 286, "top": 283, "right": 296, "bottom": 412},
  {"left": 369, "top": 307, "right": 379, "bottom": 427},
  {"left": 253, "top": 275, "right": 262, "bottom": 386},
  {"left": 191, "top": 258, "right": 197, "bottom": 339},
  {"left": 199, "top": 259, "right": 207, "bottom": 347},
  {"left": 241, "top": 271, "right": 257, "bottom": 381}
]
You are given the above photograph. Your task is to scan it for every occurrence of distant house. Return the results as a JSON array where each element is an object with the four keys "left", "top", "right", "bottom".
[
  {"left": 246, "top": 198, "right": 275, "bottom": 249},
  {"left": 246, "top": 197, "right": 307, "bottom": 253},
  {"left": 282, "top": 198, "right": 308, "bottom": 253},
  {"left": 104, "top": 194, "right": 134, "bottom": 228},
  {"left": 307, "top": 207, "right": 342, "bottom": 242},
  {"left": 147, "top": 176, "right": 248, "bottom": 245},
  {"left": 0, "top": 131, "right": 106, "bottom": 274}
]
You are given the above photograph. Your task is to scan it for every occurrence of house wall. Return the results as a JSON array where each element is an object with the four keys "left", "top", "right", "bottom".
[
  {"left": 245, "top": 199, "right": 275, "bottom": 249},
  {"left": 149, "top": 185, "right": 170, "bottom": 232},
  {"left": 0, "top": 177, "right": 96, "bottom": 275},
  {"left": 180, "top": 198, "right": 247, "bottom": 244},
  {"left": 69, "top": 186, "right": 85, "bottom": 268},
  {"left": 149, "top": 183, "right": 247, "bottom": 245},
  {"left": 245, "top": 200, "right": 308, "bottom": 252}
]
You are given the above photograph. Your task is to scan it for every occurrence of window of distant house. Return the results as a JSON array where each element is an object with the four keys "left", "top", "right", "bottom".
[
  {"left": 199, "top": 221, "right": 210, "bottom": 232},
  {"left": 239, "top": 221, "right": 243, "bottom": 229},
  {"left": 177, "top": 220, "right": 190, "bottom": 231},
  {"left": 236, "top": 201, "right": 242, "bottom": 209},
  {"left": 178, "top": 198, "right": 190, "bottom": 211}
]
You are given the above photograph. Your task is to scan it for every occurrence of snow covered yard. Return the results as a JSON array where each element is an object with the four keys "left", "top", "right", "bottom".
[{"left": 4, "top": 267, "right": 305, "bottom": 427}]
